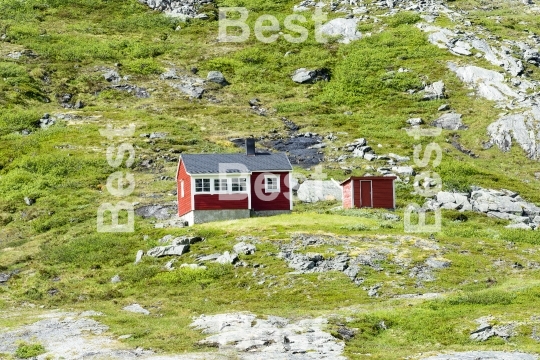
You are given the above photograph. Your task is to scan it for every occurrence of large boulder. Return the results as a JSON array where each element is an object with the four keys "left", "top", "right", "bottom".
[
  {"left": 297, "top": 180, "right": 342, "bottom": 203},
  {"left": 206, "top": 71, "right": 228, "bottom": 86}
]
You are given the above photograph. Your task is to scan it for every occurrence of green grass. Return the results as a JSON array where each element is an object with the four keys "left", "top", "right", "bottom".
[{"left": 1, "top": 0, "right": 540, "bottom": 358}]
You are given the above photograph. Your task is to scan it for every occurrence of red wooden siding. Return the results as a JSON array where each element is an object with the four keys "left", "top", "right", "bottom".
[
  {"left": 361, "top": 181, "right": 373, "bottom": 207},
  {"left": 372, "top": 179, "right": 394, "bottom": 208},
  {"left": 177, "top": 160, "right": 192, "bottom": 216},
  {"left": 344, "top": 177, "right": 395, "bottom": 209},
  {"left": 342, "top": 182, "right": 352, "bottom": 209},
  {"left": 194, "top": 194, "right": 248, "bottom": 210},
  {"left": 250, "top": 172, "right": 291, "bottom": 211},
  {"left": 353, "top": 180, "right": 361, "bottom": 208}
]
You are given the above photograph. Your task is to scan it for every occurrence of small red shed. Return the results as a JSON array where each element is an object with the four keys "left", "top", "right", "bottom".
[
  {"left": 340, "top": 176, "right": 396, "bottom": 209},
  {"left": 176, "top": 140, "right": 293, "bottom": 225}
]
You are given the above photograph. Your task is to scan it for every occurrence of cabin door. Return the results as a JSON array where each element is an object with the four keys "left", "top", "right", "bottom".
[{"left": 360, "top": 180, "right": 372, "bottom": 208}]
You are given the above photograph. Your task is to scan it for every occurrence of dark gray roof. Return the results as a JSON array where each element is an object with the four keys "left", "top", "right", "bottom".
[{"left": 181, "top": 153, "right": 292, "bottom": 174}]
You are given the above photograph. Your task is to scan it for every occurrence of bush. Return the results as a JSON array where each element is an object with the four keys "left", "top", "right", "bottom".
[{"left": 15, "top": 341, "right": 46, "bottom": 359}]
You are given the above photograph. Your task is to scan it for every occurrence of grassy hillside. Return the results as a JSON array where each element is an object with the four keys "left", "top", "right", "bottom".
[{"left": 1, "top": 0, "right": 540, "bottom": 358}]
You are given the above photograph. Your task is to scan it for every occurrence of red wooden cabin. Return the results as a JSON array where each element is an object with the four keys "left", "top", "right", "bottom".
[
  {"left": 340, "top": 176, "right": 396, "bottom": 209},
  {"left": 176, "top": 140, "right": 293, "bottom": 225}
]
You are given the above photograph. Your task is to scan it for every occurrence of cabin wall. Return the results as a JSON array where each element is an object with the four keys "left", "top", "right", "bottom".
[
  {"left": 250, "top": 172, "right": 291, "bottom": 211},
  {"left": 177, "top": 161, "right": 192, "bottom": 216}
]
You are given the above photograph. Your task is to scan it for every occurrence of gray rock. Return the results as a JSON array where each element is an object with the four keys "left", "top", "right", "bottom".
[
  {"left": 407, "top": 117, "right": 423, "bottom": 126},
  {"left": 123, "top": 304, "right": 149, "bottom": 315},
  {"left": 422, "top": 80, "right": 445, "bottom": 100},
  {"left": 368, "top": 284, "right": 381, "bottom": 297},
  {"left": 487, "top": 107, "right": 540, "bottom": 160},
  {"left": 24, "top": 197, "right": 35, "bottom": 206},
  {"left": 197, "top": 253, "right": 221, "bottom": 262},
  {"left": 215, "top": 251, "right": 238, "bottom": 264},
  {"left": 448, "top": 63, "right": 518, "bottom": 101},
  {"left": 146, "top": 244, "right": 190, "bottom": 257},
  {"left": 431, "top": 113, "right": 467, "bottom": 130},
  {"left": 135, "top": 204, "right": 177, "bottom": 220},
  {"left": 138, "top": 0, "right": 213, "bottom": 19},
  {"left": 0, "top": 273, "right": 11, "bottom": 283},
  {"left": 438, "top": 104, "right": 450, "bottom": 111},
  {"left": 297, "top": 180, "right": 342, "bottom": 203},
  {"left": 319, "top": 17, "right": 362, "bottom": 44},
  {"left": 364, "top": 153, "right": 377, "bottom": 161},
  {"left": 391, "top": 166, "right": 415, "bottom": 176},
  {"left": 111, "top": 275, "right": 121, "bottom": 283},
  {"left": 206, "top": 71, "right": 228, "bottom": 86},
  {"left": 424, "top": 351, "right": 538, "bottom": 360},
  {"left": 134, "top": 250, "right": 144, "bottom": 264},
  {"left": 436, "top": 192, "right": 455, "bottom": 204},
  {"left": 103, "top": 70, "right": 120, "bottom": 82},
  {"left": 291, "top": 68, "right": 330, "bottom": 84},
  {"left": 171, "top": 82, "right": 204, "bottom": 99},
  {"left": 426, "top": 257, "right": 451, "bottom": 269},
  {"left": 233, "top": 242, "right": 256, "bottom": 255}
]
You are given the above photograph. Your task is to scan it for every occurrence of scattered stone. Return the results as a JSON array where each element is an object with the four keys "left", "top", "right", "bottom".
[
  {"left": 111, "top": 275, "right": 121, "bottom": 283},
  {"left": 135, "top": 204, "right": 177, "bottom": 220},
  {"left": 319, "top": 17, "right": 362, "bottom": 44},
  {"left": 336, "top": 326, "right": 356, "bottom": 341},
  {"left": 110, "top": 84, "right": 150, "bottom": 99},
  {"left": 291, "top": 68, "right": 330, "bottom": 84},
  {"left": 0, "top": 273, "right": 11, "bottom": 283},
  {"left": 423, "top": 351, "right": 537, "bottom": 360},
  {"left": 24, "top": 197, "right": 35, "bottom": 206},
  {"left": 233, "top": 242, "right": 256, "bottom": 255},
  {"left": 422, "top": 80, "right": 445, "bottom": 100},
  {"left": 215, "top": 251, "right": 239, "bottom": 264},
  {"left": 206, "top": 71, "right": 228, "bottom": 86},
  {"left": 431, "top": 113, "right": 467, "bottom": 130},
  {"left": 407, "top": 117, "right": 424, "bottom": 126},
  {"left": 368, "top": 283, "right": 382, "bottom": 297},
  {"left": 103, "top": 70, "right": 120, "bottom": 83},
  {"left": 134, "top": 250, "right": 144, "bottom": 264},
  {"left": 146, "top": 244, "right": 189, "bottom": 257},
  {"left": 438, "top": 104, "right": 450, "bottom": 111},
  {"left": 138, "top": 0, "right": 213, "bottom": 19},
  {"left": 122, "top": 304, "right": 150, "bottom": 315}
]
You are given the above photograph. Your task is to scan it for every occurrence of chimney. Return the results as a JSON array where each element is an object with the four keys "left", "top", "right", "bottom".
[{"left": 245, "top": 138, "right": 256, "bottom": 156}]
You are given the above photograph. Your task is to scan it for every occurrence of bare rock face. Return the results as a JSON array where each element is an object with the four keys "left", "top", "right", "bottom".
[
  {"left": 486, "top": 106, "right": 540, "bottom": 160},
  {"left": 138, "top": 0, "right": 213, "bottom": 19},
  {"left": 448, "top": 63, "right": 518, "bottom": 101},
  {"left": 297, "top": 180, "right": 343, "bottom": 203}
]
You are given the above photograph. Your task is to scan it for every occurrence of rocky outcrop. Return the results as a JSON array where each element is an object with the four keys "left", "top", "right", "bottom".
[
  {"left": 297, "top": 180, "right": 342, "bottom": 202},
  {"left": 486, "top": 106, "right": 540, "bottom": 160},
  {"left": 431, "top": 112, "right": 467, "bottom": 130},
  {"left": 425, "top": 188, "right": 540, "bottom": 230},
  {"left": 138, "top": 0, "right": 213, "bottom": 19},
  {"left": 191, "top": 313, "right": 346, "bottom": 359}
]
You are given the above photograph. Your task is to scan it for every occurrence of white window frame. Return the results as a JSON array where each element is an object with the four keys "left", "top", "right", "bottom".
[
  {"left": 213, "top": 178, "right": 228, "bottom": 192},
  {"left": 195, "top": 178, "right": 211, "bottom": 193},
  {"left": 231, "top": 177, "right": 247, "bottom": 192},
  {"left": 180, "top": 180, "right": 185, "bottom": 198},
  {"left": 264, "top": 175, "right": 280, "bottom": 192}
]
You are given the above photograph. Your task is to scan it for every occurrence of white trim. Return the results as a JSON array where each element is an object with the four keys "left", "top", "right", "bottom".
[
  {"left": 247, "top": 175, "right": 252, "bottom": 209},
  {"left": 264, "top": 174, "right": 280, "bottom": 192},
  {"left": 288, "top": 174, "right": 293, "bottom": 210},
  {"left": 190, "top": 177, "right": 195, "bottom": 211},
  {"left": 180, "top": 180, "right": 184, "bottom": 198},
  {"left": 350, "top": 180, "right": 354, "bottom": 208},
  {"left": 392, "top": 179, "right": 396, "bottom": 209}
]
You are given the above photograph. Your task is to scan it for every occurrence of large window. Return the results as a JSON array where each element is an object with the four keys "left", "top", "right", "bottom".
[
  {"left": 195, "top": 178, "right": 210, "bottom": 192},
  {"left": 232, "top": 178, "right": 247, "bottom": 192},
  {"left": 265, "top": 175, "right": 279, "bottom": 192},
  {"left": 214, "top": 178, "right": 228, "bottom": 192}
]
